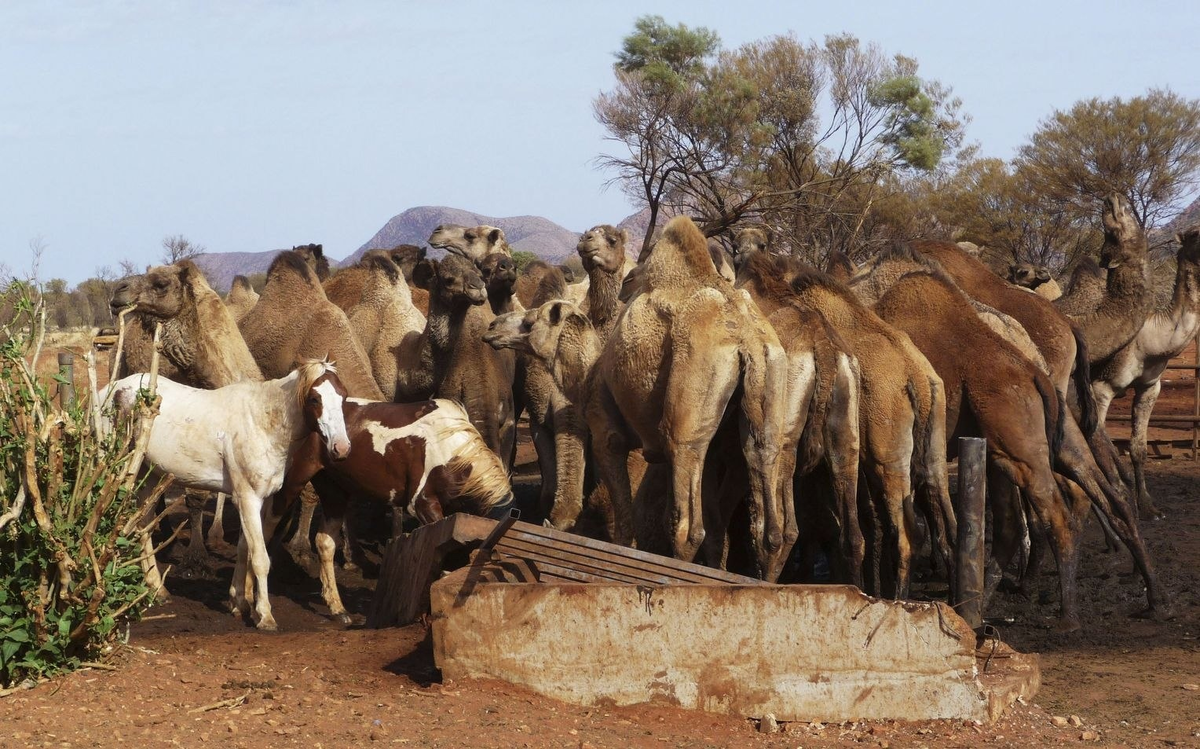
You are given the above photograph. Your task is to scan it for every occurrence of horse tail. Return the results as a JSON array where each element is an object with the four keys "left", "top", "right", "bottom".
[{"left": 1071, "top": 323, "right": 1098, "bottom": 436}]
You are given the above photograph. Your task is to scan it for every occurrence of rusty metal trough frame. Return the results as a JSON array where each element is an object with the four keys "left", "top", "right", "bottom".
[{"left": 369, "top": 510, "right": 1039, "bottom": 724}]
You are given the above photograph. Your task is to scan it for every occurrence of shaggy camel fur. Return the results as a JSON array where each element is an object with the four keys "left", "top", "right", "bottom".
[
  {"left": 576, "top": 225, "right": 637, "bottom": 342},
  {"left": 325, "top": 246, "right": 426, "bottom": 312},
  {"left": 1055, "top": 258, "right": 1107, "bottom": 315},
  {"left": 345, "top": 254, "right": 427, "bottom": 401},
  {"left": 428, "top": 224, "right": 512, "bottom": 264},
  {"left": 1059, "top": 194, "right": 1153, "bottom": 364},
  {"left": 291, "top": 243, "right": 331, "bottom": 280},
  {"left": 768, "top": 257, "right": 954, "bottom": 598},
  {"left": 733, "top": 250, "right": 865, "bottom": 585},
  {"left": 224, "top": 275, "right": 260, "bottom": 323},
  {"left": 825, "top": 250, "right": 858, "bottom": 283},
  {"left": 515, "top": 260, "right": 569, "bottom": 310},
  {"left": 486, "top": 299, "right": 597, "bottom": 529},
  {"left": 1092, "top": 226, "right": 1200, "bottom": 519},
  {"left": 588, "top": 216, "right": 788, "bottom": 578},
  {"left": 1008, "top": 263, "right": 1063, "bottom": 301},
  {"left": 239, "top": 250, "right": 384, "bottom": 400},
  {"left": 109, "top": 260, "right": 264, "bottom": 573},
  {"left": 399, "top": 254, "right": 517, "bottom": 467},
  {"left": 852, "top": 250, "right": 1165, "bottom": 626}
]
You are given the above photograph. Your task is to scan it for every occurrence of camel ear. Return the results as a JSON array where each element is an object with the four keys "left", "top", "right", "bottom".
[
  {"left": 488, "top": 228, "right": 503, "bottom": 245},
  {"left": 620, "top": 229, "right": 629, "bottom": 246},
  {"left": 547, "top": 301, "right": 566, "bottom": 326},
  {"left": 413, "top": 259, "right": 437, "bottom": 290},
  {"left": 312, "top": 244, "right": 324, "bottom": 259}
]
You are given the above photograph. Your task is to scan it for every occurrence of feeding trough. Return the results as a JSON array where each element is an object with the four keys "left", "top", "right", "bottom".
[{"left": 370, "top": 512, "right": 1039, "bottom": 724}]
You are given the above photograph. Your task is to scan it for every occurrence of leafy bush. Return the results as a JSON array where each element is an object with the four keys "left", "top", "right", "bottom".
[{"left": 1, "top": 280, "right": 167, "bottom": 687}]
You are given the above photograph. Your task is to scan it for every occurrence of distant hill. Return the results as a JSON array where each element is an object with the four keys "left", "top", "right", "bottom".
[{"left": 348, "top": 207, "right": 583, "bottom": 265}]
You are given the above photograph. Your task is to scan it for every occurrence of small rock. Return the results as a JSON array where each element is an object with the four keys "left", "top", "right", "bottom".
[
  {"left": 759, "top": 714, "right": 779, "bottom": 734},
  {"left": 1182, "top": 683, "right": 1199, "bottom": 691},
  {"left": 1068, "top": 715, "right": 1083, "bottom": 727},
  {"left": 1081, "top": 730, "right": 1099, "bottom": 741},
  {"left": 1051, "top": 716, "right": 1068, "bottom": 728}
]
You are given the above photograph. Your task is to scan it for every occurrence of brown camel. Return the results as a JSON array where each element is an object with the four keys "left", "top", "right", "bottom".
[
  {"left": 575, "top": 225, "right": 636, "bottom": 342},
  {"left": 224, "top": 275, "right": 260, "bottom": 323},
  {"left": 733, "top": 250, "right": 865, "bottom": 586},
  {"left": 109, "top": 260, "right": 264, "bottom": 573},
  {"left": 1059, "top": 194, "right": 1154, "bottom": 364},
  {"left": 760, "top": 253, "right": 954, "bottom": 598},
  {"left": 345, "top": 254, "right": 427, "bottom": 401},
  {"left": 485, "top": 299, "right": 596, "bottom": 529},
  {"left": 1092, "top": 226, "right": 1200, "bottom": 519},
  {"left": 479, "top": 252, "right": 522, "bottom": 315},
  {"left": 1055, "top": 257, "right": 1107, "bottom": 315},
  {"left": 398, "top": 254, "right": 517, "bottom": 468},
  {"left": 587, "top": 216, "right": 788, "bottom": 579},
  {"left": 428, "top": 224, "right": 512, "bottom": 264},
  {"left": 825, "top": 250, "right": 858, "bottom": 283},
  {"left": 325, "top": 247, "right": 414, "bottom": 310},
  {"left": 1008, "top": 262, "right": 1063, "bottom": 301},
  {"left": 292, "top": 243, "right": 331, "bottom": 280},
  {"left": 238, "top": 250, "right": 383, "bottom": 400},
  {"left": 515, "top": 260, "right": 569, "bottom": 310},
  {"left": 852, "top": 248, "right": 1166, "bottom": 627}
]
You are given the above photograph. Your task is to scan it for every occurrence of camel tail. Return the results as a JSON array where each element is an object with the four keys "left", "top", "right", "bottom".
[
  {"left": 1071, "top": 323, "right": 1098, "bottom": 436},
  {"left": 1034, "top": 373, "right": 1065, "bottom": 460}
]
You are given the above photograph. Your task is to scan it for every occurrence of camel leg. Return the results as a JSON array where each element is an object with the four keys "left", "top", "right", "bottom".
[
  {"left": 699, "top": 439, "right": 748, "bottom": 571},
  {"left": 285, "top": 485, "right": 319, "bottom": 570},
  {"left": 341, "top": 518, "right": 365, "bottom": 572},
  {"left": 857, "top": 476, "right": 883, "bottom": 596},
  {"left": 311, "top": 475, "right": 351, "bottom": 624},
  {"left": 1129, "top": 381, "right": 1165, "bottom": 520},
  {"left": 529, "top": 412, "right": 557, "bottom": 519},
  {"left": 867, "top": 461, "right": 914, "bottom": 600},
  {"left": 589, "top": 390, "right": 634, "bottom": 546},
  {"left": 986, "top": 471, "right": 1027, "bottom": 603},
  {"left": 177, "top": 489, "right": 210, "bottom": 575},
  {"left": 548, "top": 406, "right": 588, "bottom": 531},
  {"left": 206, "top": 492, "right": 231, "bottom": 551},
  {"left": 824, "top": 357, "right": 864, "bottom": 588}
]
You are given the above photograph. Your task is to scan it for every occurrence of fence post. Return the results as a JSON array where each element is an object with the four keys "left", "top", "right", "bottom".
[
  {"left": 57, "top": 352, "right": 76, "bottom": 409},
  {"left": 1193, "top": 334, "right": 1198, "bottom": 461},
  {"left": 953, "top": 437, "right": 987, "bottom": 630}
]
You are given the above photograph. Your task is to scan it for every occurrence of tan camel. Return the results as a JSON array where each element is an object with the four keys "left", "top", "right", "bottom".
[
  {"left": 825, "top": 250, "right": 858, "bottom": 283},
  {"left": 325, "top": 246, "right": 425, "bottom": 312},
  {"left": 1008, "top": 263, "right": 1063, "bottom": 300},
  {"left": 224, "top": 275, "right": 260, "bottom": 323},
  {"left": 575, "top": 225, "right": 637, "bottom": 342},
  {"left": 291, "top": 243, "right": 331, "bottom": 280},
  {"left": 1059, "top": 194, "right": 1154, "bottom": 364},
  {"left": 733, "top": 250, "right": 865, "bottom": 585},
  {"left": 398, "top": 254, "right": 517, "bottom": 467},
  {"left": 109, "top": 260, "right": 264, "bottom": 573},
  {"left": 345, "top": 254, "right": 427, "bottom": 401},
  {"left": 852, "top": 248, "right": 1166, "bottom": 627},
  {"left": 239, "top": 250, "right": 383, "bottom": 400},
  {"left": 758, "top": 253, "right": 954, "bottom": 598},
  {"left": 587, "top": 216, "right": 788, "bottom": 579},
  {"left": 1055, "top": 257, "right": 1107, "bottom": 315},
  {"left": 515, "top": 260, "right": 570, "bottom": 309},
  {"left": 1092, "top": 226, "right": 1200, "bottom": 519},
  {"left": 428, "top": 224, "right": 512, "bottom": 264}
]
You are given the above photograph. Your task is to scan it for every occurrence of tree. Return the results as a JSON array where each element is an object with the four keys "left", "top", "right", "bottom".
[
  {"left": 595, "top": 22, "right": 968, "bottom": 259},
  {"left": 1015, "top": 89, "right": 1200, "bottom": 230},
  {"left": 161, "top": 234, "right": 206, "bottom": 264},
  {"left": 510, "top": 251, "right": 538, "bottom": 273}
]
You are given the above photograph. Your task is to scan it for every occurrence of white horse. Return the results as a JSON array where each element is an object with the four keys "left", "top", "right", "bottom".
[{"left": 108, "top": 360, "right": 351, "bottom": 630}]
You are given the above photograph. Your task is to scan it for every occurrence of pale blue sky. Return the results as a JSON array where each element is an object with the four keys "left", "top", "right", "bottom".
[{"left": 2, "top": 1, "right": 1197, "bottom": 283}]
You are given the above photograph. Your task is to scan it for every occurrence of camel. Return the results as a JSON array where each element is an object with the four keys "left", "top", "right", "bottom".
[
  {"left": 587, "top": 216, "right": 788, "bottom": 579},
  {"left": 1008, "top": 263, "right": 1063, "bottom": 301},
  {"left": 238, "top": 249, "right": 383, "bottom": 400},
  {"left": 825, "top": 250, "right": 858, "bottom": 283},
  {"left": 109, "top": 260, "right": 264, "bottom": 573},
  {"left": 291, "top": 243, "right": 331, "bottom": 280},
  {"left": 428, "top": 224, "right": 512, "bottom": 264},
  {"left": 325, "top": 246, "right": 426, "bottom": 312},
  {"left": 1055, "top": 257, "right": 1107, "bottom": 315},
  {"left": 479, "top": 252, "right": 522, "bottom": 315},
  {"left": 397, "top": 254, "right": 517, "bottom": 468},
  {"left": 515, "top": 260, "right": 569, "bottom": 310},
  {"left": 486, "top": 299, "right": 597, "bottom": 529},
  {"left": 575, "top": 225, "right": 637, "bottom": 342},
  {"left": 732, "top": 250, "right": 865, "bottom": 585},
  {"left": 1059, "top": 194, "right": 1154, "bottom": 364},
  {"left": 1092, "top": 226, "right": 1200, "bottom": 519},
  {"left": 752, "top": 253, "right": 954, "bottom": 598},
  {"left": 851, "top": 248, "right": 1165, "bottom": 628},
  {"left": 345, "top": 254, "right": 427, "bottom": 401},
  {"left": 224, "top": 275, "right": 260, "bottom": 323}
]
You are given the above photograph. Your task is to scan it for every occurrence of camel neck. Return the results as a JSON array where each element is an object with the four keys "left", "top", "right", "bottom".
[
  {"left": 1149, "top": 258, "right": 1200, "bottom": 355},
  {"left": 586, "top": 265, "right": 623, "bottom": 338}
]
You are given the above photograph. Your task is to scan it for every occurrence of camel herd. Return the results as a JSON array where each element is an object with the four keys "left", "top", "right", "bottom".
[{"left": 107, "top": 192, "right": 1199, "bottom": 632}]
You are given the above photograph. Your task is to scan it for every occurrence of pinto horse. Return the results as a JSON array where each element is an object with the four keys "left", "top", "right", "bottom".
[
  {"left": 276, "top": 398, "right": 513, "bottom": 622},
  {"left": 109, "top": 360, "right": 351, "bottom": 630}
]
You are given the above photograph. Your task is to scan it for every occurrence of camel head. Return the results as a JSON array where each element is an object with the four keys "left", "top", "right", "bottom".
[
  {"left": 731, "top": 225, "right": 772, "bottom": 269},
  {"left": 1175, "top": 225, "right": 1200, "bottom": 267},
  {"left": 291, "top": 243, "right": 330, "bottom": 280},
  {"left": 483, "top": 299, "right": 589, "bottom": 366},
  {"left": 825, "top": 251, "right": 858, "bottom": 282},
  {"left": 413, "top": 253, "right": 487, "bottom": 309},
  {"left": 389, "top": 244, "right": 426, "bottom": 282},
  {"left": 428, "top": 224, "right": 509, "bottom": 265},
  {"left": 1100, "top": 193, "right": 1147, "bottom": 268},
  {"left": 576, "top": 225, "right": 629, "bottom": 274},
  {"left": 707, "top": 238, "right": 736, "bottom": 282},
  {"left": 110, "top": 260, "right": 207, "bottom": 319},
  {"left": 480, "top": 252, "right": 518, "bottom": 295},
  {"left": 1008, "top": 262, "right": 1052, "bottom": 288}
]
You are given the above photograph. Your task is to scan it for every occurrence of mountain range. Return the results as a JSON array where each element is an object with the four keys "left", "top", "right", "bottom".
[{"left": 195, "top": 205, "right": 644, "bottom": 292}]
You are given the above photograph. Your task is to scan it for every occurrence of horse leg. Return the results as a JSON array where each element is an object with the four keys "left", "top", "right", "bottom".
[
  {"left": 238, "top": 494, "right": 277, "bottom": 631},
  {"left": 285, "top": 485, "right": 319, "bottom": 571},
  {"left": 177, "top": 489, "right": 211, "bottom": 576},
  {"left": 229, "top": 533, "right": 250, "bottom": 619},
  {"left": 312, "top": 475, "right": 352, "bottom": 624},
  {"left": 1129, "top": 381, "right": 1165, "bottom": 520}
]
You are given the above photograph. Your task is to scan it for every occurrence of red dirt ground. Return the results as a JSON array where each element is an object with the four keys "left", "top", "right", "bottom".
[{"left": 4, "top": 342, "right": 1197, "bottom": 748}]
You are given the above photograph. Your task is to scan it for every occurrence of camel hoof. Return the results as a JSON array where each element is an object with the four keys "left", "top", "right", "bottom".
[
  {"left": 342, "top": 560, "right": 360, "bottom": 573},
  {"left": 1139, "top": 507, "right": 1166, "bottom": 522},
  {"left": 1051, "top": 617, "right": 1082, "bottom": 634},
  {"left": 1131, "top": 605, "right": 1171, "bottom": 621}
]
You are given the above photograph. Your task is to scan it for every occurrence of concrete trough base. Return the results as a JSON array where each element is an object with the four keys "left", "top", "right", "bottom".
[{"left": 431, "top": 577, "right": 1039, "bottom": 723}]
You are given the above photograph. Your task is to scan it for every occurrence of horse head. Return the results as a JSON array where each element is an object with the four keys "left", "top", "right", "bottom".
[{"left": 297, "top": 360, "right": 351, "bottom": 462}]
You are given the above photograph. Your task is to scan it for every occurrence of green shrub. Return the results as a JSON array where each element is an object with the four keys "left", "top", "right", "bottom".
[{"left": 1, "top": 280, "right": 167, "bottom": 687}]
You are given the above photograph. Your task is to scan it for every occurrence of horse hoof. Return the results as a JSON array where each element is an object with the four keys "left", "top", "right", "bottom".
[
  {"left": 255, "top": 618, "right": 278, "bottom": 632},
  {"left": 335, "top": 613, "right": 352, "bottom": 625}
]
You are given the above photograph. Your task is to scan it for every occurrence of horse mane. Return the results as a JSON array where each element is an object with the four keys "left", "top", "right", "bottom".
[
  {"left": 293, "top": 358, "right": 336, "bottom": 409},
  {"left": 430, "top": 399, "right": 512, "bottom": 513}
]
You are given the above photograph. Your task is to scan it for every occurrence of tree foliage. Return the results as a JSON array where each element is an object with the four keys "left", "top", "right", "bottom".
[{"left": 595, "top": 20, "right": 968, "bottom": 258}]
